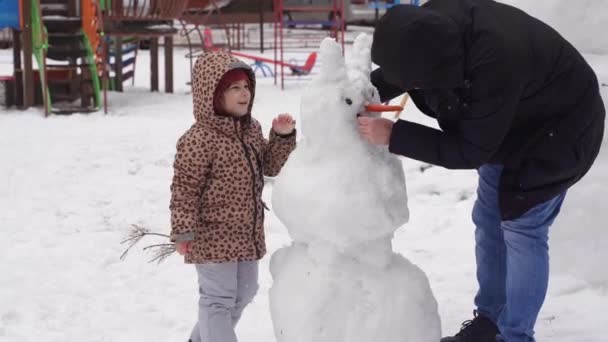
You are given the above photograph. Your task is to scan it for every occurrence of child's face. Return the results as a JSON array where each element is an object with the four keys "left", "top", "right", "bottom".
[{"left": 222, "top": 79, "right": 251, "bottom": 117}]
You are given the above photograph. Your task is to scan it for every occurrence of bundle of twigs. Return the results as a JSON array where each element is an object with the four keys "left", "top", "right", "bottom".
[{"left": 120, "top": 224, "right": 175, "bottom": 264}]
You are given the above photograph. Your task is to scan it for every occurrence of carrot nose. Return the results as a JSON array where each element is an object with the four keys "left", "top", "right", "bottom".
[{"left": 365, "top": 104, "right": 404, "bottom": 112}]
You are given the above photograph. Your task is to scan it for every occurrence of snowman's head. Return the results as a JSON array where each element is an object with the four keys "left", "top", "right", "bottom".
[
  {"left": 346, "top": 34, "right": 382, "bottom": 117},
  {"left": 300, "top": 34, "right": 381, "bottom": 146}
]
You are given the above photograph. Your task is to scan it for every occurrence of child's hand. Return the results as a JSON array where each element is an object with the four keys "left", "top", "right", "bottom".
[
  {"left": 175, "top": 241, "right": 191, "bottom": 255},
  {"left": 272, "top": 114, "right": 296, "bottom": 136}
]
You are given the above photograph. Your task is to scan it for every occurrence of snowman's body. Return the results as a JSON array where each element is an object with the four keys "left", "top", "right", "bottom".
[{"left": 269, "top": 35, "right": 442, "bottom": 342}]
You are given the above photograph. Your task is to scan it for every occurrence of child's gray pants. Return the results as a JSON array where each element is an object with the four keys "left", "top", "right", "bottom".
[{"left": 189, "top": 261, "right": 259, "bottom": 342}]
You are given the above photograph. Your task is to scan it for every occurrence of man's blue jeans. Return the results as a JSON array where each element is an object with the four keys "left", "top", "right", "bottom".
[{"left": 473, "top": 164, "right": 566, "bottom": 342}]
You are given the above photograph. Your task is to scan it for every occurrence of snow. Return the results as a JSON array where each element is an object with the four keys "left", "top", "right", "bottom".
[
  {"left": 549, "top": 55, "right": 608, "bottom": 288},
  {"left": 0, "top": 1, "right": 607, "bottom": 341},
  {"left": 269, "top": 244, "right": 440, "bottom": 342}
]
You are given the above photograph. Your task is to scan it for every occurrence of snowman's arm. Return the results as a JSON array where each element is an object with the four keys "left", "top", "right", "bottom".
[
  {"left": 262, "top": 129, "right": 297, "bottom": 177},
  {"left": 169, "top": 127, "right": 214, "bottom": 242}
]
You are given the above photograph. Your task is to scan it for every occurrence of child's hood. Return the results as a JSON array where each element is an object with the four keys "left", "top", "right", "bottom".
[{"left": 191, "top": 52, "right": 256, "bottom": 125}]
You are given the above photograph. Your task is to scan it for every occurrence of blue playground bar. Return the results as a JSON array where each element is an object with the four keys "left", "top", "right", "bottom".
[{"left": 0, "top": 0, "right": 20, "bottom": 30}]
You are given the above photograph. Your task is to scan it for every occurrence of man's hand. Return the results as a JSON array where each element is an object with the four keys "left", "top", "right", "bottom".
[
  {"left": 358, "top": 117, "right": 394, "bottom": 146},
  {"left": 175, "top": 241, "right": 191, "bottom": 255}
]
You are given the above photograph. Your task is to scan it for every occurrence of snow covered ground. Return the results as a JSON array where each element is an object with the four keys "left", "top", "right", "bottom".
[{"left": 1, "top": 2, "right": 607, "bottom": 341}]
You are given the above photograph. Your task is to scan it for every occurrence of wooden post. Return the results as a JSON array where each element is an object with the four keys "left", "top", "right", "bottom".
[
  {"left": 67, "top": 0, "right": 78, "bottom": 16},
  {"left": 236, "top": 23, "right": 240, "bottom": 50},
  {"left": 164, "top": 35, "right": 173, "bottom": 93},
  {"left": 241, "top": 23, "right": 245, "bottom": 50},
  {"left": 259, "top": 0, "right": 264, "bottom": 53},
  {"left": 103, "top": 39, "right": 109, "bottom": 114},
  {"left": 81, "top": 67, "right": 92, "bottom": 108},
  {"left": 273, "top": 0, "right": 277, "bottom": 85},
  {"left": 12, "top": 29, "right": 23, "bottom": 107},
  {"left": 21, "top": 0, "right": 34, "bottom": 109},
  {"left": 150, "top": 37, "right": 159, "bottom": 92},
  {"left": 114, "top": 37, "right": 124, "bottom": 92}
]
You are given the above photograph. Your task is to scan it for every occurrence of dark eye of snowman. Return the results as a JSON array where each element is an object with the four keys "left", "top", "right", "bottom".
[{"left": 345, "top": 98, "right": 353, "bottom": 105}]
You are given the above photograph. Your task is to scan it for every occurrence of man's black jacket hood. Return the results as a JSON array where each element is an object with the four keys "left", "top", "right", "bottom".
[{"left": 372, "top": 5, "right": 464, "bottom": 90}]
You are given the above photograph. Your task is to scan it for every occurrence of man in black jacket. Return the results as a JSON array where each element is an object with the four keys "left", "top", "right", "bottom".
[{"left": 358, "top": 1, "right": 605, "bottom": 341}]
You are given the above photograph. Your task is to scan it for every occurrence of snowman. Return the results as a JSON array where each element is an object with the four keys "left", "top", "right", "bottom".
[{"left": 269, "top": 34, "right": 442, "bottom": 342}]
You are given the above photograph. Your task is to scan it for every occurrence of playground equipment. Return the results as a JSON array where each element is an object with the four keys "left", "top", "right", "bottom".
[
  {"left": 231, "top": 50, "right": 317, "bottom": 76},
  {"left": 197, "top": 26, "right": 317, "bottom": 78},
  {"left": 1, "top": 0, "right": 102, "bottom": 115},
  {"left": 0, "top": 0, "right": 20, "bottom": 30},
  {"left": 40, "top": 1, "right": 102, "bottom": 115},
  {"left": 101, "top": 1, "right": 188, "bottom": 20},
  {"left": 105, "top": 36, "right": 140, "bottom": 90},
  {"left": 4, "top": 0, "right": 349, "bottom": 114},
  {"left": 178, "top": 1, "right": 232, "bottom": 85},
  {"left": 178, "top": 0, "right": 341, "bottom": 88},
  {"left": 1, "top": 0, "right": 181, "bottom": 115},
  {"left": 369, "top": 0, "right": 421, "bottom": 8},
  {"left": 98, "top": 1, "right": 188, "bottom": 113},
  {"left": 0, "top": 0, "right": 22, "bottom": 109},
  {"left": 274, "top": 0, "right": 345, "bottom": 89},
  {"left": 0, "top": 28, "right": 13, "bottom": 49}
]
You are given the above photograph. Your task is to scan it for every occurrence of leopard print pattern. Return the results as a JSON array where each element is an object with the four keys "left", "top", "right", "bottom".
[{"left": 170, "top": 51, "right": 296, "bottom": 264}]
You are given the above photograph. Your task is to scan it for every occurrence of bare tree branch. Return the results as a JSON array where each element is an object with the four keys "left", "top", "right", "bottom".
[
  {"left": 120, "top": 224, "right": 174, "bottom": 263},
  {"left": 144, "top": 243, "right": 177, "bottom": 264}
]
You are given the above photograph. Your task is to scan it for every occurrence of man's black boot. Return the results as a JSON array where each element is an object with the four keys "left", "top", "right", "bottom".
[{"left": 441, "top": 311, "right": 500, "bottom": 342}]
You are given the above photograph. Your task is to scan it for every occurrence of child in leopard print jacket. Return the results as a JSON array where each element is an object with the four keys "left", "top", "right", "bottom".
[{"left": 169, "top": 52, "right": 296, "bottom": 342}]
